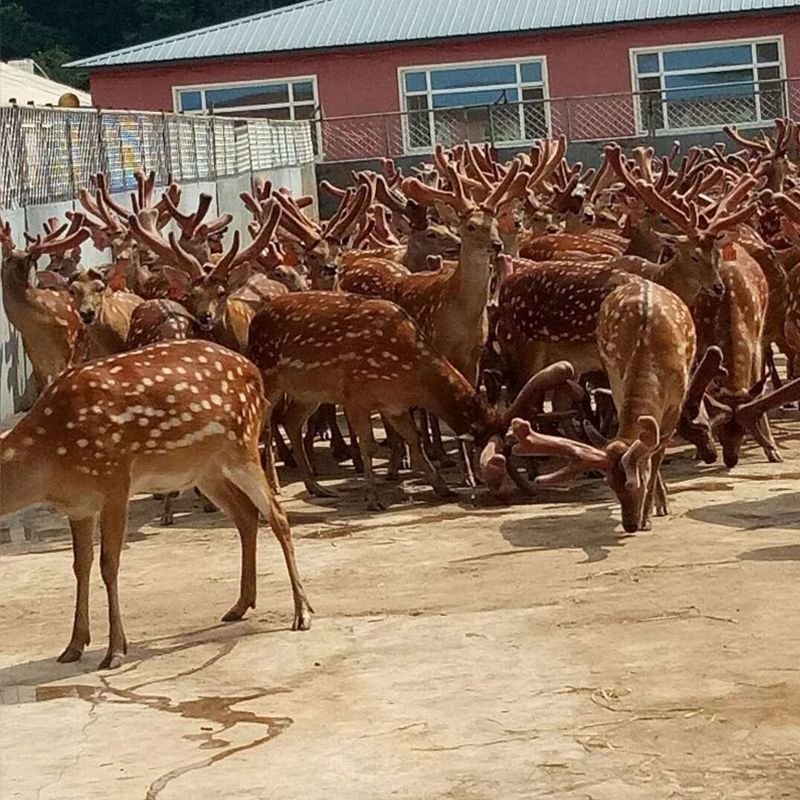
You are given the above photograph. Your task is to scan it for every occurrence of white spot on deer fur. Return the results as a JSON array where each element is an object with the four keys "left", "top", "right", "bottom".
[{"left": 77, "top": 439, "right": 88, "bottom": 448}]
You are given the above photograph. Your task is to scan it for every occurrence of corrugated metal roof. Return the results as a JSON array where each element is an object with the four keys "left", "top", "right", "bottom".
[{"left": 67, "top": 0, "right": 800, "bottom": 68}]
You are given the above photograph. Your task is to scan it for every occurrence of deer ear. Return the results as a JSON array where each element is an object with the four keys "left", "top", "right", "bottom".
[
  {"left": 161, "top": 266, "right": 192, "bottom": 296},
  {"left": 36, "top": 271, "right": 69, "bottom": 290},
  {"left": 637, "top": 415, "right": 660, "bottom": 449}
]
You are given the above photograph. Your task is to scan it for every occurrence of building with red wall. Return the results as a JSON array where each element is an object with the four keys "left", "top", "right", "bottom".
[{"left": 70, "top": 0, "right": 800, "bottom": 160}]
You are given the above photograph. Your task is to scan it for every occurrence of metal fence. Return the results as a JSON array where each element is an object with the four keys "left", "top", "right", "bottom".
[
  {"left": 0, "top": 106, "right": 316, "bottom": 210},
  {"left": 317, "top": 77, "right": 800, "bottom": 162}
]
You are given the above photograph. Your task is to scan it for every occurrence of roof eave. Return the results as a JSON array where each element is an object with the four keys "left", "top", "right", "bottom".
[{"left": 66, "top": 6, "right": 800, "bottom": 71}]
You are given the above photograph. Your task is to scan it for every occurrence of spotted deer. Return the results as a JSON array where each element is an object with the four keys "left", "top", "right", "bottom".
[
  {"left": 0, "top": 340, "right": 312, "bottom": 669},
  {"left": 495, "top": 151, "right": 757, "bottom": 394},
  {"left": 506, "top": 281, "right": 697, "bottom": 532},
  {"left": 691, "top": 241, "right": 775, "bottom": 466},
  {"left": 250, "top": 183, "right": 372, "bottom": 289},
  {"left": 246, "top": 292, "right": 572, "bottom": 509},
  {"left": 1, "top": 216, "right": 89, "bottom": 392},
  {"left": 69, "top": 271, "right": 144, "bottom": 358}
]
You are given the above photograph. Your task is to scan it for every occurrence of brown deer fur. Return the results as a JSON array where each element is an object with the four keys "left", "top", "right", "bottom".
[{"left": 0, "top": 340, "right": 312, "bottom": 668}]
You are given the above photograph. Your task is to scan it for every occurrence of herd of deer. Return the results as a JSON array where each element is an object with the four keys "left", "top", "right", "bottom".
[{"left": 1, "top": 118, "right": 800, "bottom": 668}]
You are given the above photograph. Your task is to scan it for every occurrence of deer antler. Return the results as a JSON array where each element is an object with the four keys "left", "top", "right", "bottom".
[{"left": 232, "top": 200, "right": 282, "bottom": 267}]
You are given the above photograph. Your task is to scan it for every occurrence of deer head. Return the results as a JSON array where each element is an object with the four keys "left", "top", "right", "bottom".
[
  {"left": 606, "top": 144, "right": 760, "bottom": 299},
  {"left": 510, "top": 415, "right": 663, "bottom": 532}
]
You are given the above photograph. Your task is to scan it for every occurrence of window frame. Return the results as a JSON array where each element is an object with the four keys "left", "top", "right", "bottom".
[
  {"left": 628, "top": 35, "right": 786, "bottom": 135},
  {"left": 171, "top": 74, "right": 319, "bottom": 121},
  {"left": 396, "top": 55, "right": 551, "bottom": 154}
]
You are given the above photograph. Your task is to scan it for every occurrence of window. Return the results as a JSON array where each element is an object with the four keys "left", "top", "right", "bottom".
[
  {"left": 174, "top": 77, "right": 318, "bottom": 122},
  {"left": 632, "top": 38, "right": 784, "bottom": 132},
  {"left": 399, "top": 58, "right": 548, "bottom": 152}
]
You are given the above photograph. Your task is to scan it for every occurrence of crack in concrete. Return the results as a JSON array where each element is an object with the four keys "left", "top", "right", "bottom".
[{"left": 28, "top": 643, "right": 293, "bottom": 800}]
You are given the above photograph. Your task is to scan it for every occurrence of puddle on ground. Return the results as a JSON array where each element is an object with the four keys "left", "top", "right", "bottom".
[{"left": 5, "top": 647, "right": 293, "bottom": 800}]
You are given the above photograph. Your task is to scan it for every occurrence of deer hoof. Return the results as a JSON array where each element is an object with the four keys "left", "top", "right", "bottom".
[
  {"left": 766, "top": 449, "right": 783, "bottom": 463},
  {"left": 222, "top": 600, "right": 256, "bottom": 622},
  {"left": 306, "top": 482, "right": 337, "bottom": 499},
  {"left": 366, "top": 495, "right": 387, "bottom": 512},
  {"left": 98, "top": 651, "right": 125, "bottom": 670},
  {"left": 292, "top": 605, "right": 313, "bottom": 631},
  {"left": 57, "top": 645, "right": 84, "bottom": 663}
]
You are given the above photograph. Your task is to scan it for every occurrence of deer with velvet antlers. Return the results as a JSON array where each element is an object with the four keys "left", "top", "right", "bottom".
[
  {"left": 503, "top": 281, "right": 700, "bottom": 532},
  {"left": 246, "top": 290, "right": 573, "bottom": 509},
  {"left": 1, "top": 215, "right": 90, "bottom": 392}
]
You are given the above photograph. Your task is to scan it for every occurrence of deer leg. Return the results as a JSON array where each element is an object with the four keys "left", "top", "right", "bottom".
[
  {"left": 384, "top": 417, "right": 407, "bottom": 481},
  {"left": 346, "top": 408, "right": 384, "bottom": 511},
  {"left": 160, "top": 491, "right": 178, "bottom": 525},
  {"left": 765, "top": 344, "right": 782, "bottom": 390},
  {"left": 385, "top": 412, "right": 454, "bottom": 500},
  {"left": 347, "top": 417, "right": 365, "bottom": 474},
  {"left": 223, "top": 460, "right": 313, "bottom": 631},
  {"left": 284, "top": 400, "right": 336, "bottom": 498},
  {"left": 57, "top": 516, "right": 96, "bottom": 663},
  {"left": 196, "top": 474, "right": 259, "bottom": 621},
  {"left": 325, "top": 404, "right": 352, "bottom": 463},
  {"left": 260, "top": 407, "right": 281, "bottom": 494},
  {"left": 642, "top": 452, "right": 669, "bottom": 530},
  {"left": 429, "top": 416, "right": 455, "bottom": 467},
  {"left": 752, "top": 414, "right": 782, "bottom": 463},
  {"left": 272, "top": 425, "right": 295, "bottom": 468},
  {"left": 98, "top": 495, "right": 129, "bottom": 670}
]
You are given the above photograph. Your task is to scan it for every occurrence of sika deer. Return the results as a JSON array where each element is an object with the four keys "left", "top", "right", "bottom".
[
  {"left": 1, "top": 216, "right": 90, "bottom": 392},
  {"left": 246, "top": 292, "right": 572, "bottom": 508},
  {"left": 69, "top": 271, "right": 143, "bottom": 357},
  {"left": 0, "top": 340, "right": 312, "bottom": 668},
  {"left": 507, "top": 281, "right": 697, "bottom": 532},
  {"left": 692, "top": 242, "right": 775, "bottom": 466}
]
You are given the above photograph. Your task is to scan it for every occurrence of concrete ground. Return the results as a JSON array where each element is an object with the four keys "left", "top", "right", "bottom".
[{"left": 1, "top": 419, "right": 800, "bottom": 799}]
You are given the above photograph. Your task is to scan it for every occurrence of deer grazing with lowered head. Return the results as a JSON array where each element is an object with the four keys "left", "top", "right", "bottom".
[
  {"left": 1, "top": 216, "right": 90, "bottom": 392},
  {"left": 247, "top": 291, "right": 573, "bottom": 509},
  {"left": 0, "top": 340, "right": 312, "bottom": 669},
  {"left": 504, "top": 280, "right": 698, "bottom": 532}
]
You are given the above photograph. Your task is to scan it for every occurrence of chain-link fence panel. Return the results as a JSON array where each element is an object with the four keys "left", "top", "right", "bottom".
[{"left": 0, "top": 107, "right": 25, "bottom": 209}]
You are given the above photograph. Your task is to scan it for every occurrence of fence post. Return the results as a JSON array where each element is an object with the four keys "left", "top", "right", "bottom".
[
  {"left": 487, "top": 105, "right": 496, "bottom": 148},
  {"left": 161, "top": 112, "right": 172, "bottom": 181},
  {"left": 65, "top": 113, "right": 77, "bottom": 202},
  {"left": 383, "top": 113, "right": 391, "bottom": 159}
]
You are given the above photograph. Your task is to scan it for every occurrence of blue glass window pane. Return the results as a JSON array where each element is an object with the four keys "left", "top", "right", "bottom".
[
  {"left": 178, "top": 90, "right": 202, "bottom": 111},
  {"left": 205, "top": 83, "right": 289, "bottom": 108},
  {"left": 663, "top": 45, "right": 752, "bottom": 72},
  {"left": 636, "top": 53, "right": 659, "bottom": 74},
  {"left": 432, "top": 88, "right": 516, "bottom": 108},
  {"left": 520, "top": 62, "right": 542, "bottom": 83},
  {"left": 430, "top": 64, "right": 517, "bottom": 90},
  {"left": 405, "top": 72, "right": 427, "bottom": 92},
  {"left": 664, "top": 69, "right": 755, "bottom": 99}
]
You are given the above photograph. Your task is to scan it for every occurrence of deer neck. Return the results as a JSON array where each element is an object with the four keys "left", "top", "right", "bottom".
[
  {"left": 419, "top": 361, "right": 489, "bottom": 435},
  {"left": 627, "top": 220, "right": 661, "bottom": 261},
  {"left": 652, "top": 255, "right": 700, "bottom": 306},
  {"left": 1, "top": 257, "right": 33, "bottom": 306},
  {"left": 448, "top": 244, "right": 493, "bottom": 316}
]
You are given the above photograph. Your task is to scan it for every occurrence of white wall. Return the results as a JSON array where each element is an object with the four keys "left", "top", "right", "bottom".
[{"left": 0, "top": 164, "right": 314, "bottom": 420}]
